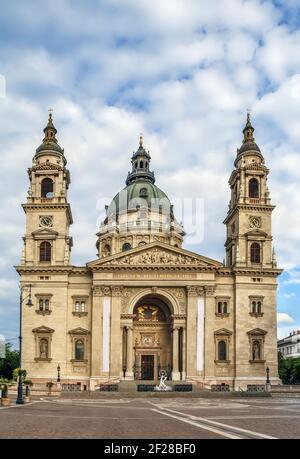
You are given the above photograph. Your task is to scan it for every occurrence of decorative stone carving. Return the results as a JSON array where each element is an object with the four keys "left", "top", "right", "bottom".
[
  {"left": 205, "top": 285, "right": 216, "bottom": 296},
  {"left": 249, "top": 216, "right": 261, "bottom": 229},
  {"left": 39, "top": 215, "right": 53, "bottom": 228},
  {"left": 93, "top": 286, "right": 111, "bottom": 297},
  {"left": 111, "top": 286, "right": 123, "bottom": 297},
  {"left": 171, "top": 288, "right": 186, "bottom": 313},
  {"left": 105, "top": 248, "right": 208, "bottom": 266},
  {"left": 121, "top": 287, "right": 144, "bottom": 313},
  {"left": 186, "top": 286, "right": 205, "bottom": 297},
  {"left": 32, "top": 162, "right": 62, "bottom": 171}
]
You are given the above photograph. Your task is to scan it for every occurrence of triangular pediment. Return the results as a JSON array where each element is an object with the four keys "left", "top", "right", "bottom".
[
  {"left": 32, "top": 228, "right": 58, "bottom": 237},
  {"left": 245, "top": 229, "right": 268, "bottom": 238},
  {"left": 247, "top": 328, "right": 267, "bottom": 336},
  {"left": 32, "top": 326, "right": 54, "bottom": 334},
  {"left": 87, "top": 242, "right": 222, "bottom": 269},
  {"left": 214, "top": 328, "right": 233, "bottom": 336}
]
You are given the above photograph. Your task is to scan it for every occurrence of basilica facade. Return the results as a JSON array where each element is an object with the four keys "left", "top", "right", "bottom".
[{"left": 16, "top": 113, "right": 282, "bottom": 390}]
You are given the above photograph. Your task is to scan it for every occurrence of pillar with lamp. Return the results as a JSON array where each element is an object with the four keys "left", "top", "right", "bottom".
[{"left": 16, "top": 284, "right": 33, "bottom": 405}]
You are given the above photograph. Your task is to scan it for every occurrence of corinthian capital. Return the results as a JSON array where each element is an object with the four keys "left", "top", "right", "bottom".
[
  {"left": 111, "top": 286, "right": 123, "bottom": 297},
  {"left": 93, "top": 286, "right": 111, "bottom": 297}
]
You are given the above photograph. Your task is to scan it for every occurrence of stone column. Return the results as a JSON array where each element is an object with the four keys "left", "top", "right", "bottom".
[
  {"left": 172, "top": 326, "right": 180, "bottom": 381},
  {"left": 182, "top": 327, "right": 187, "bottom": 380},
  {"left": 90, "top": 287, "right": 103, "bottom": 385},
  {"left": 204, "top": 285, "right": 216, "bottom": 381},
  {"left": 110, "top": 286, "right": 123, "bottom": 377},
  {"left": 186, "top": 286, "right": 199, "bottom": 378},
  {"left": 125, "top": 326, "right": 134, "bottom": 379}
]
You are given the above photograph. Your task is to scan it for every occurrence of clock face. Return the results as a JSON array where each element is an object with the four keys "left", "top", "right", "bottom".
[
  {"left": 39, "top": 215, "right": 53, "bottom": 227},
  {"left": 249, "top": 216, "right": 261, "bottom": 229}
]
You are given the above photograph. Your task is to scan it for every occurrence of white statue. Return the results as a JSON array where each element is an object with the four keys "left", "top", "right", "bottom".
[{"left": 154, "top": 370, "right": 172, "bottom": 392}]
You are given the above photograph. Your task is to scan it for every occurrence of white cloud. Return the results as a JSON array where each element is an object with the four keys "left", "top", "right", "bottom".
[
  {"left": 0, "top": 0, "right": 299, "bottom": 339},
  {"left": 277, "top": 313, "right": 295, "bottom": 324}
]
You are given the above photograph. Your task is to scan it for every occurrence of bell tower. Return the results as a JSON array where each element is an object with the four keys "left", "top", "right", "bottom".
[
  {"left": 21, "top": 111, "right": 73, "bottom": 266},
  {"left": 224, "top": 114, "right": 276, "bottom": 269}
]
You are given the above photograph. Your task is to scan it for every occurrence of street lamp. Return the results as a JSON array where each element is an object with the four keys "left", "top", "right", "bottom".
[
  {"left": 266, "top": 366, "right": 270, "bottom": 385},
  {"left": 57, "top": 364, "right": 61, "bottom": 383},
  {"left": 16, "top": 284, "right": 33, "bottom": 405}
]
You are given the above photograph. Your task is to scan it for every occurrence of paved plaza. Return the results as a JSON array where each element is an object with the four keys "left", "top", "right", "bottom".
[{"left": 0, "top": 396, "right": 300, "bottom": 439}]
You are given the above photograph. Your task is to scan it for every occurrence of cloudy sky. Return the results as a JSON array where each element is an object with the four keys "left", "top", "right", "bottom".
[{"left": 0, "top": 0, "right": 300, "bottom": 344}]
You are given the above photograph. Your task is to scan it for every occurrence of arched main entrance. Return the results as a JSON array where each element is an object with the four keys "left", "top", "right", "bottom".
[{"left": 132, "top": 295, "right": 172, "bottom": 381}]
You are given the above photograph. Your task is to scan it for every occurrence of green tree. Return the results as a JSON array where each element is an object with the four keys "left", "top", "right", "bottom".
[
  {"left": 291, "top": 357, "right": 300, "bottom": 384},
  {"left": 0, "top": 343, "right": 20, "bottom": 380}
]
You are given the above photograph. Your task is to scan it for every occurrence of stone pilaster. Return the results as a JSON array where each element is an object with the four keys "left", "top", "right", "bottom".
[
  {"left": 110, "top": 286, "right": 123, "bottom": 377},
  {"left": 125, "top": 326, "right": 134, "bottom": 379},
  {"left": 172, "top": 326, "right": 180, "bottom": 381},
  {"left": 90, "top": 289, "right": 103, "bottom": 379},
  {"left": 203, "top": 285, "right": 216, "bottom": 379},
  {"left": 186, "top": 286, "right": 201, "bottom": 378}
]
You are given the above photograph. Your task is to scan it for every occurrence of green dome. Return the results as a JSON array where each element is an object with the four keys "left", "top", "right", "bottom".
[
  {"left": 36, "top": 142, "right": 64, "bottom": 154},
  {"left": 107, "top": 181, "right": 171, "bottom": 217}
]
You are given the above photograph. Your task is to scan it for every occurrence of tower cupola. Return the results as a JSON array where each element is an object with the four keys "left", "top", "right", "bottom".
[{"left": 126, "top": 134, "right": 155, "bottom": 185}]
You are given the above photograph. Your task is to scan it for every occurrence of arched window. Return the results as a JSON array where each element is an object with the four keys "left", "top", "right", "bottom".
[
  {"left": 249, "top": 178, "right": 259, "bottom": 198},
  {"left": 44, "top": 299, "right": 49, "bottom": 311},
  {"left": 250, "top": 242, "right": 261, "bottom": 263},
  {"left": 218, "top": 341, "right": 227, "bottom": 361},
  {"left": 39, "top": 299, "right": 44, "bottom": 311},
  {"left": 122, "top": 243, "right": 132, "bottom": 252},
  {"left": 75, "top": 301, "right": 80, "bottom": 312},
  {"left": 41, "top": 178, "right": 54, "bottom": 198},
  {"left": 217, "top": 302, "right": 223, "bottom": 314},
  {"left": 75, "top": 340, "right": 84, "bottom": 360},
  {"left": 140, "top": 161, "right": 144, "bottom": 168},
  {"left": 139, "top": 187, "right": 148, "bottom": 198},
  {"left": 40, "top": 241, "right": 51, "bottom": 262},
  {"left": 257, "top": 301, "right": 262, "bottom": 314}
]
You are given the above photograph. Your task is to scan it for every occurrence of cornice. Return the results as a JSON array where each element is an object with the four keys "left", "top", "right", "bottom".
[
  {"left": 15, "top": 265, "right": 89, "bottom": 275},
  {"left": 233, "top": 268, "right": 283, "bottom": 276},
  {"left": 223, "top": 203, "right": 275, "bottom": 224}
]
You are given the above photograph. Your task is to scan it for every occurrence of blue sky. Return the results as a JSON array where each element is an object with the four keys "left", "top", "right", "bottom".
[{"left": 0, "top": 0, "right": 300, "bottom": 345}]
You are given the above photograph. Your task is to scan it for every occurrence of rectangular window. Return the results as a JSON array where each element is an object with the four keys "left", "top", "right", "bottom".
[{"left": 72, "top": 297, "right": 88, "bottom": 315}]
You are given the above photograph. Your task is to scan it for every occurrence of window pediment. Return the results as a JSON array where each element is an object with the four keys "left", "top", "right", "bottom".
[
  {"left": 247, "top": 328, "right": 267, "bottom": 336},
  {"left": 32, "top": 326, "right": 54, "bottom": 334},
  {"left": 68, "top": 327, "right": 90, "bottom": 336},
  {"left": 245, "top": 229, "right": 268, "bottom": 238},
  {"left": 32, "top": 228, "right": 58, "bottom": 239},
  {"left": 214, "top": 328, "right": 232, "bottom": 336}
]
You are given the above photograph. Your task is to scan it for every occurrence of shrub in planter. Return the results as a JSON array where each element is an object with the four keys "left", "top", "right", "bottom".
[
  {"left": 46, "top": 381, "right": 54, "bottom": 395},
  {"left": 0, "top": 377, "right": 13, "bottom": 406}
]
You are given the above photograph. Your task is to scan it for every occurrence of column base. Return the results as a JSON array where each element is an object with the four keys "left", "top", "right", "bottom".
[
  {"left": 181, "top": 371, "right": 186, "bottom": 381},
  {"left": 171, "top": 371, "right": 181, "bottom": 381},
  {"left": 125, "top": 372, "right": 134, "bottom": 380}
]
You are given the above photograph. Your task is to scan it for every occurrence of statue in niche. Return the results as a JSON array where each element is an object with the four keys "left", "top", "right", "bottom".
[
  {"left": 252, "top": 341, "right": 261, "bottom": 360},
  {"left": 40, "top": 339, "right": 49, "bottom": 359}
]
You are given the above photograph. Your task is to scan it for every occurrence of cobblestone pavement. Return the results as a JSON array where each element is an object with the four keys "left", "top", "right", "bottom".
[{"left": 0, "top": 396, "right": 300, "bottom": 439}]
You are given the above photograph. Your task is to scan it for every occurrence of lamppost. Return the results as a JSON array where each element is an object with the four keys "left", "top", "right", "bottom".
[
  {"left": 57, "top": 364, "right": 61, "bottom": 383},
  {"left": 16, "top": 284, "right": 33, "bottom": 405},
  {"left": 266, "top": 366, "right": 271, "bottom": 386}
]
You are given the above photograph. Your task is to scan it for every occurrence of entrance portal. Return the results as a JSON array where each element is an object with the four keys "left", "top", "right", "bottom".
[
  {"left": 141, "top": 355, "right": 154, "bottom": 380},
  {"left": 132, "top": 296, "right": 172, "bottom": 381}
]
